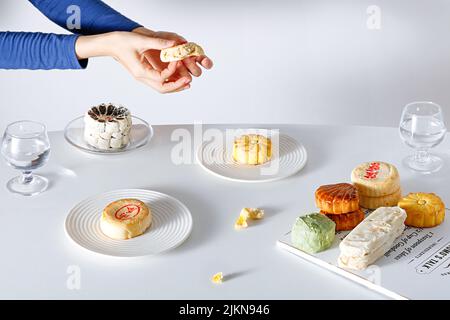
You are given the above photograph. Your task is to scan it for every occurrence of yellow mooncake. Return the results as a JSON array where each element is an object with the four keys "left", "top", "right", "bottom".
[
  {"left": 398, "top": 193, "right": 445, "bottom": 228},
  {"left": 232, "top": 134, "right": 272, "bottom": 165}
]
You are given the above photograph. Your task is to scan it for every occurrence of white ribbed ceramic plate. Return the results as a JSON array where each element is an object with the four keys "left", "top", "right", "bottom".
[
  {"left": 65, "top": 189, "right": 193, "bottom": 257},
  {"left": 197, "top": 130, "right": 307, "bottom": 183}
]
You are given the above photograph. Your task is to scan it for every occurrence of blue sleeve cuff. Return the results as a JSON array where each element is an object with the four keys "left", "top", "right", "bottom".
[{"left": 67, "top": 34, "right": 88, "bottom": 69}]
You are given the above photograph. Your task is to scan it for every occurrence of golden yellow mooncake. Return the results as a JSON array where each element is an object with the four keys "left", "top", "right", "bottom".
[
  {"left": 232, "top": 134, "right": 272, "bottom": 165},
  {"left": 398, "top": 193, "right": 445, "bottom": 228}
]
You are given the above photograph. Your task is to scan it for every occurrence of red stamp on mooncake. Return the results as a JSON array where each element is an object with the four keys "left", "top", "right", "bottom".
[
  {"left": 364, "top": 162, "right": 380, "bottom": 179},
  {"left": 115, "top": 204, "right": 141, "bottom": 220}
]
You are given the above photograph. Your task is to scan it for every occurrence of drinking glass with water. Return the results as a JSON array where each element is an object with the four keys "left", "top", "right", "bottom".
[
  {"left": 1, "top": 121, "right": 50, "bottom": 195},
  {"left": 399, "top": 101, "right": 447, "bottom": 174}
]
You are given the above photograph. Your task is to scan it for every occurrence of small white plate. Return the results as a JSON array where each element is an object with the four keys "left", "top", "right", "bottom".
[
  {"left": 64, "top": 116, "right": 153, "bottom": 154},
  {"left": 65, "top": 189, "right": 193, "bottom": 257},
  {"left": 196, "top": 129, "right": 307, "bottom": 183}
]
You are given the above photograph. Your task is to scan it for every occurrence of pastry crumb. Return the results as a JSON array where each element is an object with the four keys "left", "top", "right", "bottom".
[
  {"left": 234, "top": 208, "right": 264, "bottom": 230},
  {"left": 211, "top": 272, "right": 223, "bottom": 284},
  {"left": 246, "top": 208, "right": 264, "bottom": 220},
  {"left": 234, "top": 215, "right": 248, "bottom": 230}
]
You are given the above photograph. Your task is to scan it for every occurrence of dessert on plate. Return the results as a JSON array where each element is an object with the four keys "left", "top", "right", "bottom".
[
  {"left": 291, "top": 213, "right": 336, "bottom": 254},
  {"left": 84, "top": 103, "right": 132, "bottom": 150},
  {"left": 160, "top": 42, "right": 204, "bottom": 62},
  {"left": 232, "top": 134, "right": 272, "bottom": 165},
  {"left": 338, "top": 206, "right": 407, "bottom": 270},
  {"left": 351, "top": 161, "right": 401, "bottom": 209},
  {"left": 398, "top": 192, "right": 445, "bottom": 228},
  {"left": 100, "top": 198, "right": 152, "bottom": 240}
]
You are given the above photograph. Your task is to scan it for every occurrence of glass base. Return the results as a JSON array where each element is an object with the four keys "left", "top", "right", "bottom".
[
  {"left": 403, "top": 154, "right": 443, "bottom": 174},
  {"left": 6, "top": 175, "right": 49, "bottom": 196}
]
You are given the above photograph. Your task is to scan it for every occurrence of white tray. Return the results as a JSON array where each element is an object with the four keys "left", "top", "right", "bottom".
[{"left": 277, "top": 210, "right": 450, "bottom": 300}]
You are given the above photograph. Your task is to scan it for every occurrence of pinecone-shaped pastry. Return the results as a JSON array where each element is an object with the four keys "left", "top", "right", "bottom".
[
  {"left": 398, "top": 193, "right": 445, "bottom": 228},
  {"left": 84, "top": 103, "right": 132, "bottom": 150}
]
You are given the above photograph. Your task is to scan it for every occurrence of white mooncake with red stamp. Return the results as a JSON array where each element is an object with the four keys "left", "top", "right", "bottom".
[
  {"left": 351, "top": 161, "right": 400, "bottom": 197},
  {"left": 100, "top": 199, "right": 152, "bottom": 240}
]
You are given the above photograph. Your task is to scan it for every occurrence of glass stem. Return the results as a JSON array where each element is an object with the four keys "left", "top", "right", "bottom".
[
  {"left": 21, "top": 171, "right": 33, "bottom": 184},
  {"left": 414, "top": 148, "right": 430, "bottom": 164}
]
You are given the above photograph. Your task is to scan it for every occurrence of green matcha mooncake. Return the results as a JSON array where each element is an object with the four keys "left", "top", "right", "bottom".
[{"left": 291, "top": 213, "right": 336, "bottom": 254}]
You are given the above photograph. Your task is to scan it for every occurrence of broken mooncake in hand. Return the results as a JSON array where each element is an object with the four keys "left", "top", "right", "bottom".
[{"left": 160, "top": 42, "right": 205, "bottom": 62}]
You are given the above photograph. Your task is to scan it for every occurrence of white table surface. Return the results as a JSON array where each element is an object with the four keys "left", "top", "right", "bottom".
[{"left": 0, "top": 124, "right": 449, "bottom": 300}]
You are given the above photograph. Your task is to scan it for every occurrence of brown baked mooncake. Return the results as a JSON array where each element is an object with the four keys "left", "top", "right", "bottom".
[
  {"left": 315, "top": 183, "right": 360, "bottom": 214},
  {"left": 321, "top": 209, "right": 365, "bottom": 231}
]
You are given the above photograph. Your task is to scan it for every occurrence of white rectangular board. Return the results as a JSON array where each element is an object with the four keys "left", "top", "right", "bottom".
[{"left": 277, "top": 210, "right": 450, "bottom": 300}]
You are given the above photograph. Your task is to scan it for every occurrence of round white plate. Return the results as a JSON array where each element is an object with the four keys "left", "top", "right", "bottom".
[
  {"left": 64, "top": 116, "right": 153, "bottom": 154},
  {"left": 197, "top": 130, "right": 307, "bottom": 183},
  {"left": 65, "top": 189, "right": 193, "bottom": 257}
]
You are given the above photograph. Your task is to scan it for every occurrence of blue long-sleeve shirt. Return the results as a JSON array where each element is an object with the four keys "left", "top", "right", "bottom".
[{"left": 0, "top": 0, "right": 141, "bottom": 70}]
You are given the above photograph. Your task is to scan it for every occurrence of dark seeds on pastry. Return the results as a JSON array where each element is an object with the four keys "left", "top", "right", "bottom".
[
  {"left": 106, "top": 104, "right": 114, "bottom": 116},
  {"left": 87, "top": 104, "right": 129, "bottom": 123},
  {"left": 117, "top": 107, "right": 127, "bottom": 117},
  {"left": 87, "top": 110, "right": 98, "bottom": 119}
]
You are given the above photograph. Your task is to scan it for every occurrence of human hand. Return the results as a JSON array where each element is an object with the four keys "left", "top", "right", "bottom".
[
  {"left": 75, "top": 31, "right": 191, "bottom": 93},
  {"left": 132, "top": 27, "right": 213, "bottom": 77}
]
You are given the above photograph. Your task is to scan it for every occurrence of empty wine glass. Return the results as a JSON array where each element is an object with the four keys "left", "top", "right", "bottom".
[
  {"left": 399, "top": 101, "right": 447, "bottom": 173},
  {"left": 1, "top": 121, "right": 51, "bottom": 195}
]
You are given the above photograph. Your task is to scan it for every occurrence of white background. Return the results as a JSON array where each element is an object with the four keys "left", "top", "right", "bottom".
[{"left": 1, "top": 0, "right": 450, "bottom": 132}]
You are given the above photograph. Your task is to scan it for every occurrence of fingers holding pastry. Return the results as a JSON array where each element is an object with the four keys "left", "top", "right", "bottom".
[
  {"left": 159, "top": 77, "right": 191, "bottom": 93},
  {"left": 197, "top": 55, "right": 214, "bottom": 69},
  {"left": 138, "top": 76, "right": 191, "bottom": 94},
  {"left": 160, "top": 42, "right": 213, "bottom": 76},
  {"left": 182, "top": 55, "right": 213, "bottom": 76},
  {"left": 183, "top": 56, "right": 203, "bottom": 77}
]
